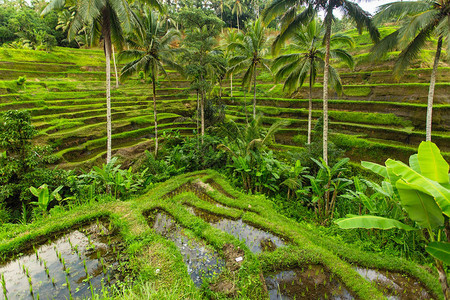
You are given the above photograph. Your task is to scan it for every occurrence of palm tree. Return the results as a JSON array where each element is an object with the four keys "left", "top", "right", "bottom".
[
  {"left": 42, "top": 0, "right": 162, "bottom": 164},
  {"left": 221, "top": 28, "right": 244, "bottom": 98},
  {"left": 372, "top": 0, "right": 450, "bottom": 142},
  {"left": 119, "top": 10, "right": 182, "bottom": 157},
  {"left": 263, "top": 0, "right": 379, "bottom": 165},
  {"left": 272, "top": 18, "right": 354, "bottom": 145},
  {"left": 228, "top": 19, "right": 271, "bottom": 119},
  {"left": 218, "top": 0, "right": 230, "bottom": 31},
  {"left": 231, "top": 0, "right": 245, "bottom": 30},
  {"left": 180, "top": 9, "right": 224, "bottom": 141}
]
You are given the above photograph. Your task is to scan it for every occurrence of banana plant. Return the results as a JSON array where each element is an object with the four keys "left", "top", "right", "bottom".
[
  {"left": 29, "top": 184, "right": 64, "bottom": 216},
  {"left": 281, "top": 160, "right": 309, "bottom": 200},
  {"left": 305, "top": 157, "right": 353, "bottom": 224},
  {"left": 335, "top": 141, "right": 450, "bottom": 298}
]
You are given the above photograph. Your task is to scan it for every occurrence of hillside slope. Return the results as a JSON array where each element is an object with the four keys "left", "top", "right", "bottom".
[
  {"left": 0, "top": 26, "right": 448, "bottom": 167},
  {"left": 0, "top": 47, "right": 195, "bottom": 168}
]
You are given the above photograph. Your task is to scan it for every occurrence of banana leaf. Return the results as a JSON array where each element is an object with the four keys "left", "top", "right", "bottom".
[
  {"left": 335, "top": 214, "right": 415, "bottom": 231},
  {"left": 426, "top": 242, "right": 450, "bottom": 265}
]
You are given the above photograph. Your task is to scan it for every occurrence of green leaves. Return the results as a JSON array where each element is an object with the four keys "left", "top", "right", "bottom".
[
  {"left": 426, "top": 242, "right": 450, "bottom": 265},
  {"left": 361, "top": 161, "right": 387, "bottom": 178},
  {"left": 335, "top": 215, "right": 416, "bottom": 231},
  {"left": 418, "top": 141, "right": 449, "bottom": 184},
  {"left": 396, "top": 180, "right": 444, "bottom": 229},
  {"left": 387, "top": 158, "right": 450, "bottom": 218}
]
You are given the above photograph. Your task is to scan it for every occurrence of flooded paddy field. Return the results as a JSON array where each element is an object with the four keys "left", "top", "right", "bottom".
[
  {"left": 0, "top": 221, "right": 125, "bottom": 300},
  {"left": 145, "top": 209, "right": 225, "bottom": 286},
  {"left": 185, "top": 205, "right": 287, "bottom": 253},
  {"left": 355, "top": 267, "right": 434, "bottom": 299},
  {"left": 264, "top": 265, "right": 353, "bottom": 300}
]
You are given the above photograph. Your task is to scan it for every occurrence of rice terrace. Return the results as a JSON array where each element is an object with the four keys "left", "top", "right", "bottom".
[{"left": 0, "top": 0, "right": 449, "bottom": 299}]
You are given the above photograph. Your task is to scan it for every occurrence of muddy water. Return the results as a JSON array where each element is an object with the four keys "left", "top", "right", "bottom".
[
  {"left": 355, "top": 267, "right": 433, "bottom": 299},
  {"left": 265, "top": 266, "right": 354, "bottom": 300},
  {"left": 0, "top": 223, "right": 123, "bottom": 300},
  {"left": 186, "top": 206, "right": 286, "bottom": 253},
  {"left": 148, "top": 210, "right": 225, "bottom": 286}
]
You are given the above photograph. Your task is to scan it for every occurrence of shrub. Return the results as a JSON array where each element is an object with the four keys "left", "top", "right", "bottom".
[{"left": 16, "top": 76, "right": 26, "bottom": 86}]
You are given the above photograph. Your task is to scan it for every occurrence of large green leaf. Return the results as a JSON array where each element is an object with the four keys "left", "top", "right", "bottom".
[
  {"left": 335, "top": 215, "right": 415, "bottom": 231},
  {"left": 409, "top": 154, "right": 421, "bottom": 173},
  {"left": 361, "top": 161, "right": 387, "bottom": 178},
  {"left": 426, "top": 242, "right": 450, "bottom": 265},
  {"left": 386, "top": 159, "right": 450, "bottom": 217},
  {"left": 396, "top": 180, "right": 444, "bottom": 229},
  {"left": 418, "top": 141, "right": 449, "bottom": 184}
]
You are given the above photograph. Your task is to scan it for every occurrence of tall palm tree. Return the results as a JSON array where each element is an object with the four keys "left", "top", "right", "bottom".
[
  {"left": 119, "top": 10, "right": 182, "bottom": 157},
  {"left": 263, "top": 0, "right": 379, "bottom": 165},
  {"left": 372, "top": 0, "right": 450, "bottom": 142},
  {"left": 231, "top": 0, "right": 244, "bottom": 30},
  {"left": 228, "top": 19, "right": 271, "bottom": 119},
  {"left": 272, "top": 18, "right": 354, "bottom": 145},
  {"left": 221, "top": 28, "right": 244, "bottom": 98},
  {"left": 42, "top": 0, "right": 162, "bottom": 164}
]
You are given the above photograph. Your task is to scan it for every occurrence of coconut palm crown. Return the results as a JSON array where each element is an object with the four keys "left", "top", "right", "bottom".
[
  {"left": 262, "top": 0, "right": 379, "bottom": 165},
  {"left": 372, "top": 0, "right": 450, "bottom": 142},
  {"left": 119, "top": 9, "right": 183, "bottom": 156},
  {"left": 272, "top": 18, "right": 354, "bottom": 144},
  {"left": 228, "top": 18, "right": 271, "bottom": 119},
  {"left": 42, "top": 0, "right": 162, "bottom": 163}
]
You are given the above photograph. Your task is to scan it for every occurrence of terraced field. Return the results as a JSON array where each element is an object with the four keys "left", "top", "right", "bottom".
[
  {"left": 0, "top": 171, "right": 445, "bottom": 299},
  {"left": 0, "top": 47, "right": 196, "bottom": 169},
  {"left": 0, "top": 27, "right": 448, "bottom": 168},
  {"left": 225, "top": 28, "right": 450, "bottom": 163}
]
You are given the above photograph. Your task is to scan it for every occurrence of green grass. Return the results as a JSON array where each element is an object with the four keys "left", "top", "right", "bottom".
[{"left": 0, "top": 161, "right": 445, "bottom": 298}]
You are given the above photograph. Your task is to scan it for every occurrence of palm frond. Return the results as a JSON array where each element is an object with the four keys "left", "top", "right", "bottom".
[
  {"left": 272, "top": 4, "right": 315, "bottom": 55},
  {"left": 262, "top": 119, "right": 290, "bottom": 145},
  {"left": 328, "top": 65, "right": 343, "bottom": 95},
  {"left": 374, "top": 1, "right": 432, "bottom": 23},
  {"left": 118, "top": 49, "right": 146, "bottom": 62},
  {"left": 272, "top": 53, "right": 303, "bottom": 72},
  {"left": 330, "top": 48, "right": 354, "bottom": 69},
  {"left": 261, "top": 0, "right": 301, "bottom": 25},
  {"left": 400, "top": 10, "right": 438, "bottom": 47},
  {"left": 370, "top": 30, "right": 400, "bottom": 61},
  {"left": 120, "top": 56, "right": 148, "bottom": 80},
  {"left": 342, "top": 0, "right": 380, "bottom": 43},
  {"left": 330, "top": 33, "right": 354, "bottom": 48},
  {"left": 41, "top": 0, "right": 66, "bottom": 16},
  {"left": 393, "top": 18, "right": 440, "bottom": 77}
]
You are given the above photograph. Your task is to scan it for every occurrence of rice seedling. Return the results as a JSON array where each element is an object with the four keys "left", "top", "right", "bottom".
[{"left": 1, "top": 273, "right": 7, "bottom": 299}]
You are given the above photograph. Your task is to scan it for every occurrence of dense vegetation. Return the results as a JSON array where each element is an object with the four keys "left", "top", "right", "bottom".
[{"left": 0, "top": 0, "right": 449, "bottom": 298}]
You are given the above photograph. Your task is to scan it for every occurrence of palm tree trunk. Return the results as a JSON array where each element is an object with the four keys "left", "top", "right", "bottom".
[
  {"left": 196, "top": 90, "right": 200, "bottom": 137},
  {"left": 244, "top": 88, "right": 248, "bottom": 123},
  {"left": 201, "top": 91, "right": 205, "bottom": 143},
  {"left": 230, "top": 73, "right": 233, "bottom": 97},
  {"left": 308, "top": 74, "right": 313, "bottom": 145},
  {"left": 253, "top": 66, "right": 256, "bottom": 119},
  {"left": 112, "top": 45, "right": 119, "bottom": 88},
  {"left": 426, "top": 36, "right": 442, "bottom": 142},
  {"left": 102, "top": 10, "right": 112, "bottom": 164},
  {"left": 322, "top": 18, "right": 332, "bottom": 165},
  {"left": 237, "top": 13, "right": 239, "bottom": 30},
  {"left": 152, "top": 78, "right": 158, "bottom": 157}
]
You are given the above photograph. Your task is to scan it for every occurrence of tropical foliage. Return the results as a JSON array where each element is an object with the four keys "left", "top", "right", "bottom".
[
  {"left": 372, "top": 0, "right": 450, "bottom": 142},
  {"left": 336, "top": 141, "right": 450, "bottom": 297},
  {"left": 119, "top": 9, "right": 182, "bottom": 156},
  {"left": 272, "top": 18, "right": 354, "bottom": 144}
]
